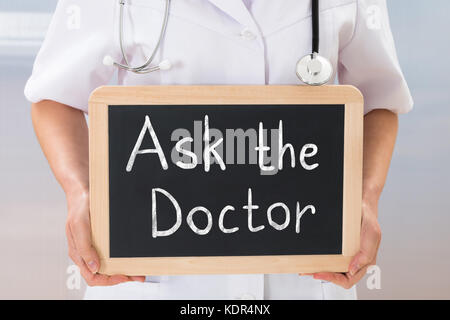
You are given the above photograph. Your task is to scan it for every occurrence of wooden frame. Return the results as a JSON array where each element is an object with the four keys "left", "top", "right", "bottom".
[{"left": 89, "top": 85, "right": 363, "bottom": 275}]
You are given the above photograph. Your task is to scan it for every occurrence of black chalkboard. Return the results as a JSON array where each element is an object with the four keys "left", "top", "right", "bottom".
[{"left": 108, "top": 104, "right": 344, "bottom": 258}]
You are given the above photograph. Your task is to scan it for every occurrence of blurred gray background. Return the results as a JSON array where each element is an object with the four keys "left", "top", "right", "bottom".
[{"left": 0, "top": 0, "right": 449, "bottom": 299}]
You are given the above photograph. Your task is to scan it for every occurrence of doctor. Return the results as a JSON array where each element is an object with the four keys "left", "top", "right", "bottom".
[{"left": 25, "top": 0, "right": 413, "bottom": 300}]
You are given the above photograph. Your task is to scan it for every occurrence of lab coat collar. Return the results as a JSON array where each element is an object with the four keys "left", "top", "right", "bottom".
[
  {"left": 136, "top": 0, "right": 262, "bottom": 47},
  {"left": 207, "top": 0, "right": 258, "bottom": 31}
]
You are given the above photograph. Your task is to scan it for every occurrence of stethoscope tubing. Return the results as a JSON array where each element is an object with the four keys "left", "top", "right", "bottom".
[
  {"left": 312, "top": 0, "right": 320, "bottom": 54},
  {"left": 113, "top": 0, "right": 171, "bottom": 73}
]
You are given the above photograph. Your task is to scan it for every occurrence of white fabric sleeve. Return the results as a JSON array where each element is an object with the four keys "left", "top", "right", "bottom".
[
  {"left": 24, "top": 0, "right": 118, "bottom": 113},
  {"left": 338, "top": 0, "right": 413, "bottom": 115}
]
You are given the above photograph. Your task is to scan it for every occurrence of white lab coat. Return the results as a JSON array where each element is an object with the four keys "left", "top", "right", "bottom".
[{"left": 25, "top": 0, "right": 413, "bottom": 300}]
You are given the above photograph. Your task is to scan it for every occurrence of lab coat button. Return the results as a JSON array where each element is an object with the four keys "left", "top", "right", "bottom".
[
  {"left": 240, "top": 293, "right": 256, "bottom": 300},
  {"left": 240, "top": 28, "right": 256, "bottom": 40}
]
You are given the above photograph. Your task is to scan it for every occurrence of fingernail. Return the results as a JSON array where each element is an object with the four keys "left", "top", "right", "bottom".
[
  {"left": 350, "top": 264, "right": 359, "bottom": 276},
  {"left": 88, "top": 261, "right": 98, "bottom": 273}
]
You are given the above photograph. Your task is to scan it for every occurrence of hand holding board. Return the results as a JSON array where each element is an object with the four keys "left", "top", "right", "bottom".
[{"left": 89, "top": 85, "right": 363, "bottom": 275}]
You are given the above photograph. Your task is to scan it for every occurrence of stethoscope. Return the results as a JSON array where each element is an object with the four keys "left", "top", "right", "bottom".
[
  {"left": 103, "top": 0, "right": 172, "bottom": 73},
  {"left": 103, "top": 0, "right": 333, "bottom": 86}
]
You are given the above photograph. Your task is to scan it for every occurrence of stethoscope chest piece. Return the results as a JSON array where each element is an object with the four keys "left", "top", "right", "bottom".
[{"left": 296, "top": 53, "right": 333, "bottom": 86}]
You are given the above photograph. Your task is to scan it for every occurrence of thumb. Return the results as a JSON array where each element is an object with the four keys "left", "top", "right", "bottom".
[
  {"left": 79, "top": 243, "right": 100, "bottom": 274},
  {"left": 349, "top": 251, "right": 371, "bottom": 276},
  {"left": 70, "top": 218, "right": 100, "bottom": 274}
]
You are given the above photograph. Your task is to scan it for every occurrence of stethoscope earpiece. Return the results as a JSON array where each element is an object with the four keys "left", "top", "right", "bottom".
[
  {"left": 103, "top": 55, "right": 115, "bottom": 67},
  {"left": 158, "top": 59, "right": 172, "bottom": 71}
]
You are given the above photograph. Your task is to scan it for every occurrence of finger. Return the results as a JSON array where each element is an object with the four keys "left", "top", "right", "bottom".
[
  {"left": 67, "top": 222, "right": 136, "bottom": 286},
  {"left": 350, "top": 213, "right": 382, "bottom": 275},
  {"left": 349, "top": 251, "right": 372, "bottom": 276},
  {"left": 129, "top": 276, "right": 146, "bottom": 282},
  {"left": 347, "top": 266, "right": 369, "bottom": 285},
  {"left": 74, "top": 253, "right": 129, "bottom": 286},
  {"left": 313, "top": 272, "right": 354, "bottom": 289},
  {"left": 73, "top": 251, "right": 138, "bottom": 286},
  {"left": 313, "top": 273, "right": 348, "bottom": 288},
  {"left": 314, "top": 267, "right": 368, "bottom": 289},
  {"left": 313, "top": 272, "right": 346, "bottom": 284},
  {"left": 69, "top": 216, "right": 100, "bottom": 274},
  {"left": 80, "top": 265, "right": 130, "bottom": 286}
]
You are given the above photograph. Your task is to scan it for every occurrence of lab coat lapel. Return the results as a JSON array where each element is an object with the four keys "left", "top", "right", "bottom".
[
  {"left": 207, "top": 0, "right": 256, "bottom": 29},
  {"left": 138, "top": 0, "right": 260, "bottom": 44}
]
